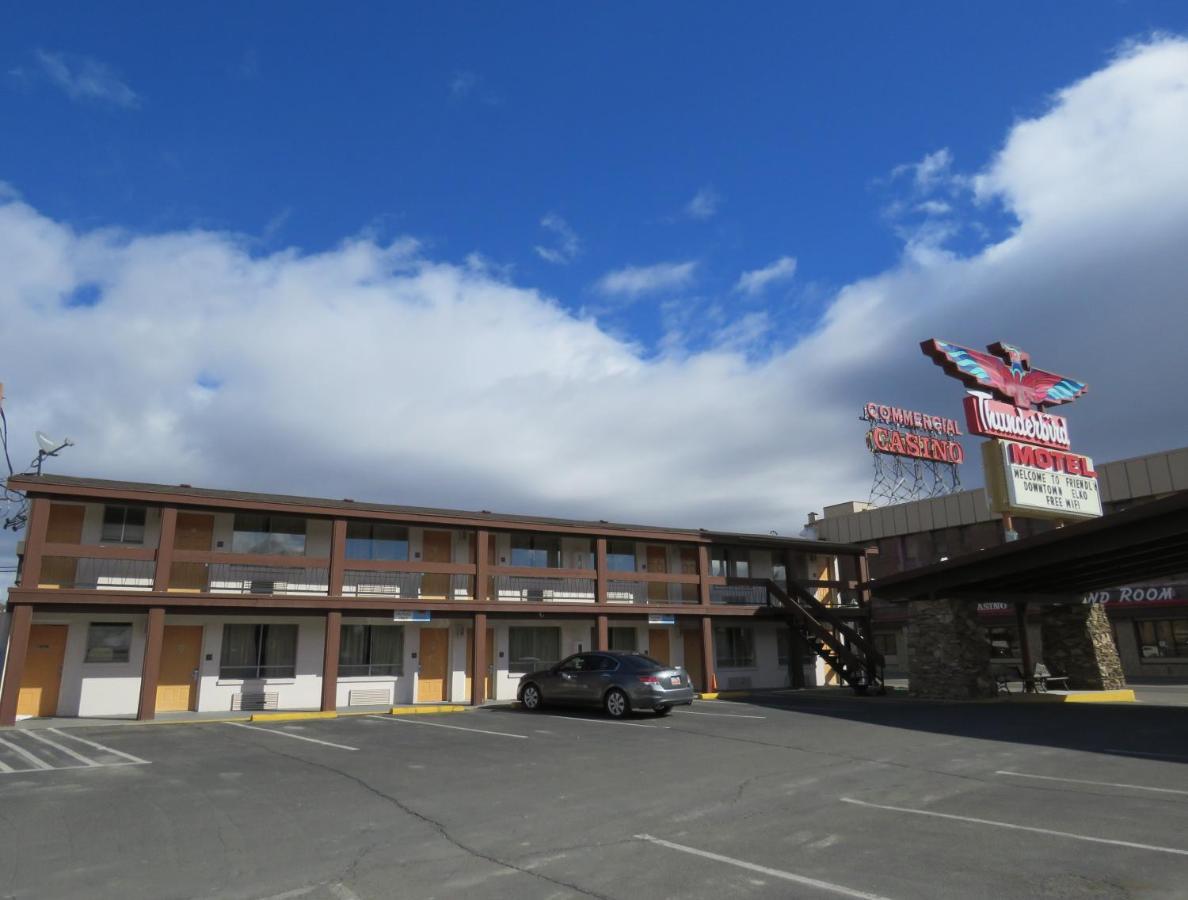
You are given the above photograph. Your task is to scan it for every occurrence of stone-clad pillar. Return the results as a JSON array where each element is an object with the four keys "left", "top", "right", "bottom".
[
  {"left": 1039, "top": 603, "right": 1125, "bottom": 690},
  {"left": 906, "top": 597, "right": 996, "bottom": 699}
]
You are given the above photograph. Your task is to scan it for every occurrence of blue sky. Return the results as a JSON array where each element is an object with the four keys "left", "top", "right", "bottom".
[
  {"left": 4, "top": 6, "right": 1188, "bottom": 600},
  {"left": 5, "top": 4, "right": 1185, "bottom": 350}
]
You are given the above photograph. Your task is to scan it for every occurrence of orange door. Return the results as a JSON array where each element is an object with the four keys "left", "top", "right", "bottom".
[
  {"left": 156, "top": 626, "right": 203, "bottom": 712},
  {"left": 682, "top": 630, "right": 704, "bottom": 691},
  {"left": 417, "top": 629, "right": 449, "bottom": 702},
  {"left": 421, "top": 531, "right": 452, "bottom": 600},
  {"left": 170, "top": 513, "right": 214, "bottom": 592},
  {"left": 648, "top": 629, "right": 671, "bottom": 665},
  {"left": 647, "top": 546, "right": 668, "bottom": 603},
  {"left": 16, "top": 625, "right": 67, "bottom": 717},
  {"left": 679, "top": 547, "right": 699, "bottom": 603},
  {"left": 40, "top": 504, "right": 85, "bottom": 588}
]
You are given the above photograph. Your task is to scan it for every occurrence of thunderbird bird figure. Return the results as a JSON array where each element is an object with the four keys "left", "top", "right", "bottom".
[{"left": 920, "top": 339, "right": 1088, "bottom": 410}]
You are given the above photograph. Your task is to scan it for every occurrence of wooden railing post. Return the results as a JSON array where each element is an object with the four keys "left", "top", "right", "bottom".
[
  {"left": 18, "top": 498, "right": 49, "bottom": 588},
  {"left": 475, "top": 529, "right": 489, "bottom": 602},
  {"left": 697, "top": 545, "right": 711, "bottom": 606},
  {"left": 595, "top": 538, "right": 607, "bottom": 604},
  {"left": 153, "top": 507, "right": 178, "bottom": 592},
  {"left": 328, "top": 518, "right": 347, "bottom": 597}
]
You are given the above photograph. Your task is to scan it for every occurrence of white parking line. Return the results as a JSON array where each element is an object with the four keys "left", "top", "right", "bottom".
[
  {"left": 539, "top": 714, "right": 667, "bottom": 729},
  {"left": 996, "top": 770, "right": 1188, "bottom": 796},
  {"left": 0, "top": 735, "right": 52, "bottom": 770},
  {"left": 635, "top": 834, "right": 895, "bottom": 900},
  {"left": 226, "top": 722, "right": 358, "bottom": 751},
  {"left": 679, "top": 710, "right": 766, "bottom": 719},
  {"left": 24, "top": 730, "right": 99, "bottom": 767},
  {"left": 49, "top": 728, "right": 150, "bottom": 765},
  {"left": 841, "top": 797, "right": 1188, "bottom": 857},
  {"left": 368, "top": 715, "right": 527, "bottom": 739},
  {"left": 0, "top": 756, "right": 12, "bottom": 773}
]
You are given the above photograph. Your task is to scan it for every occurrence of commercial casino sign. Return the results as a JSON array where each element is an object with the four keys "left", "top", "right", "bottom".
[
  {"left": 921, "top": 338, "right": 1101, "bottom": 521},
  {"left": 863, "top": 403, "right": 965, "bottom": 464}
]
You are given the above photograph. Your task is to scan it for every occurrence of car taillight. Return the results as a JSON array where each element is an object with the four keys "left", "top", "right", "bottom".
[{"left": 638, "top": 675, "right": 661, "bottom": 684}]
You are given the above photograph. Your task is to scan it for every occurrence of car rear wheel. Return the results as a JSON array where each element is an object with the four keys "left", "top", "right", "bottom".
[
  {"left": 521, "top": 684, "right": 542, "bottom": 710},
  {"left": 654, "top": 705, "right": 672, "bottom": 717},
  {"left": 604, "top": 688, "right": 629, "bottom": 719}
]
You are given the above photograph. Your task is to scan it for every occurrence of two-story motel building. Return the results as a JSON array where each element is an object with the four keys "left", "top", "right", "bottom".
[{"left": 0, "top": 475, "right": 872, "bottom": 724}]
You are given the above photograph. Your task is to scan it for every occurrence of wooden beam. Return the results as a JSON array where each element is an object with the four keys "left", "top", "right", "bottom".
[
  {"left": 471, "top": 611, "right": 488, "bottom": 705},
  {"left": 321, "top": 610, "right": 341, "bottom": 712},
  {"left": 595, "top": 538, "right": 608, "bottom": 604},
  {"left": 0, "top": 604, "right": 33, "bottom": 725},
  {"left": 136, "top": 607, "right": 166, "bottom": 721},
  {"left": 475, "top": 529, "right": 489, "bottom": 603},
  {"left": 596, "top": 614, "right": 609, "bottom": 650},
  {"left": 698, "top": 545, "right": 712, "bottom": 606},
  {"left": 152, "top": 508, "right": 178, "bottom": 592},
  {"left": 328, "top": 519, "right": 347, "bottom": 597},
  {"left": 700, "top": 615, "right": 716, "bottom": 693},
  {"left": 18, "top": 499, "right": 50, "bottom": 588}
]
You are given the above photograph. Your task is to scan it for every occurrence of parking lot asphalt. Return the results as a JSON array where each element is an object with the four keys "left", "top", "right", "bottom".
[{"left": 2, "top": 693, "right": 1187, "bottom": 900}]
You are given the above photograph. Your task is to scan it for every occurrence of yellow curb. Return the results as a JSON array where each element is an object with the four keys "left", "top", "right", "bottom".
[
  {"left": 251, "top": 711, "right": 338, "bottom": 722},
  {"left": 389, "top": 705, "right": 467, "bottom": 716},
  {"left": 696, "top": 692, "right": 720, "bottom": 701},
  {"left": 1007, "top": 689, "right": 1137, "bottom": 704}
]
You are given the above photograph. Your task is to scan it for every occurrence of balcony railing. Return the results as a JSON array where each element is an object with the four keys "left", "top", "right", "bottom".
[
  {"left": 166, "top": 562, "right": 329, "bottom": 596},
  {"left": 607, "top": 579, "right": 701, "bottom": 605},
  {"left": 710, "top": 583, "right": 769, "bottom": 605},
  {"left": 38, "top": 557, "right": 155, "bottom": 591},
  {"left": 343, "top": 570, "right": 475, "bottom": 601},
  {"left": 492, "top": 575, "right": 597, "bottom": 603}
]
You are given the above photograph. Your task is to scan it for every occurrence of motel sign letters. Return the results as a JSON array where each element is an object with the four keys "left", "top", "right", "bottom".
[{"left": 922, "top": 338, "right": 1102, "bottom": 521}]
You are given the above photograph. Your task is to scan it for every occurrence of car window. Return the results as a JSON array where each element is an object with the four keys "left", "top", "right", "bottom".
[
  {"left": 589, "top": 655, "right": 618, "bottom": 671},
  {"left": 625, "top": 654, "right": 664, "bottom": 669},
  {"left": 558, "top": 654, "right": 585, "bottom": 672}
]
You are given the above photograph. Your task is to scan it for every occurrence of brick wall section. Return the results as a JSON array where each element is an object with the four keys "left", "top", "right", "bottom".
[
  {"left": 1039, "top": 604, "right": 1127, "bottom": 690},
  {"left": 907, "top": 598, "right": 997, "bottom": 699}
]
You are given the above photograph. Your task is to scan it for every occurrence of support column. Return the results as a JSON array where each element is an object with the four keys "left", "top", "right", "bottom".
[
  {"left": 1039, "top": 603, "right": 1125, "bottom": 690},
  {"left": 321, "top": 610, "right": 342, "bottom": 712},
  {"left": 152, "top": 507, "right": 178, "bottom": 592},
  {"left": 1015, "top": 602, "right": 1035, "bottom": 691},
  {"left": 596, "top": 614, "right": 609, "bottom": 651},
  {"left": 475, "top": 529, "right": 489, "bottom": 602},
  {"left": 0, "top": 604, "right": 33, "bottom": 726},
  {"left": 906, "top": 597, "right": 995, "bottom": 699},
  {"left": 328, "top": 519, "right": 347, "bottom": 597},
  {"left": 700, "top": 616, "right": 716, "bottom": 693},
  {"left": 18, "top": 498, "right": 50, "bottom": 588},
  {"left": 595, "top": 538, "right": 608, "bottom": 604},
  {"left": 697, "top": 545, "right": 711, "bottom": 606},
  {"left": 471, "top": 611, "right": 488, "bottom": 706},
  {"left": 137, "top": 607, "right": 166, "bottom": 721}
]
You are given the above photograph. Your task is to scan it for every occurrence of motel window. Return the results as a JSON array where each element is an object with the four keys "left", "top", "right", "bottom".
[
  {"left": 510, "top": 535, "right": 561, "bottom": 568},
  {"left": 219, "top": 624, "right": 298, "bottom": 679},
  {"left": 345, "top": 523, "right": 409, "bottom": 561},
  {"left": 84, "top": 623, "right": 133, "bottom": 663},
  {"left": 609, "top": 627, "right": 637, "bottom": 652},
  {"left": 606, "top": 541, "right": 637, "bottom": 572},
  {"left": 715, "top": 627, "right": 755, "bottom": 668},
  {"left": 101, "top": 506, "right": 146, "bottom": 544},
  {"left": 508, "top": 627, "right": 561, "bottom": 673},
  {"left": 873, "top": 632, "right": 898, "bottom": 657},
  {"left": 231, "top": 514, "right": 307, "bottom": 556},
  {"left": 985, "top": 626, "right": 1021, "bottom": 659},
  {"left": 1136, "top": 620, "right": 1188, "bottom": 659},
  {"left": 339, "top": 625, "right": 404, "bottom": 677}
]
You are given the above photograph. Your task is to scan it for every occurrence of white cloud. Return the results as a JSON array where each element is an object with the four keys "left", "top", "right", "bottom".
[
  {"left": 735, "top": 256, "right": 798, "bottom": 295},
  {"left": 3, "top": 36, "right": 1188, "bottom": 594},
  {"left": 33, "top": 50, "right": 140, "bottom": 108},
  {"left": 534, "top": 213, "right": 580, "bottom": 265},
  {"left": 893, "top": 147, "right": 958, "bottom": 191},
  {"left": 684, "top": 187, "right": 721, "bottom": 221},
  {"left": 595, "top": 261, "right": 697, "bottom": 298}
]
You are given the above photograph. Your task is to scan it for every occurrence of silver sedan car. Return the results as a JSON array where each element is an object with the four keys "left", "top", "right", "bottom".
[{"left": 517, "top": 651, "right": 695, "bottom": 718}]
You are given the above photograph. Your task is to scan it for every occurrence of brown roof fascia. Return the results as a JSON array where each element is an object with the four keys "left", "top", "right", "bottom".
[{"left": 10, "top": 474, "right": 863, "bottom": 552}]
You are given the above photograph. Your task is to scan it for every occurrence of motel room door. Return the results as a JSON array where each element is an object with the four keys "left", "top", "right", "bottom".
[
  {"left": 156, "top": 626, "right": 204, "bottom": 712},
  {"left": 17, "top": 625, "right": 68, "bottom": 718},
  {"left": 421, "top": 530, "right": 452, "bottom": 600},
  {"left": 682, "top": 630, "right": 705, "bottom": 692},
  {"left": 648, "top": 629, "right": 671, "bottom": 666},
  {"left": 417, "top": 629, "right": 449, "bottom": 702}
]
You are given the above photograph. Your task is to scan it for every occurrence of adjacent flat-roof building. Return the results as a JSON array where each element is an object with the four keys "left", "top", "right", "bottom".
[
  {"left": 814, "top": 446, "right": 1188, "bottom": 681},
  {"left": 0, "top": 474, "right": 880, "bottom": 723}
]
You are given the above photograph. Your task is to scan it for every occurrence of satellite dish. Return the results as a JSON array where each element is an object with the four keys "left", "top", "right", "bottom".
[{"left": 35, "top": 432, "right": 58, "bottom": 453}]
